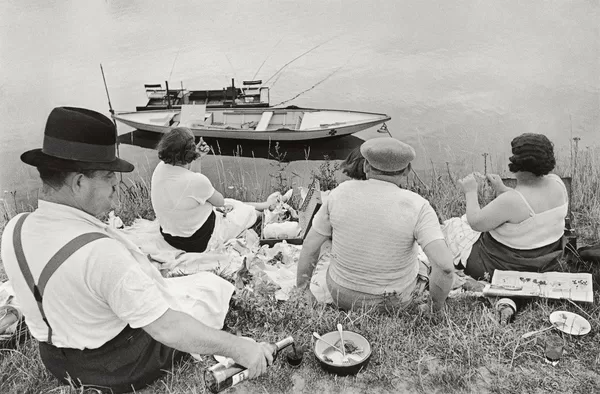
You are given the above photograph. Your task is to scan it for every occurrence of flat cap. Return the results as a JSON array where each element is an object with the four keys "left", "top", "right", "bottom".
[{"left": 360, "top": 137, "right": 416, "bottom": 172}]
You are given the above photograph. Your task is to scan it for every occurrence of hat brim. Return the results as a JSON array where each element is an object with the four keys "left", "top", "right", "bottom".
[{"left": 21, "top": 149, "right": 134, "bottom": 173}]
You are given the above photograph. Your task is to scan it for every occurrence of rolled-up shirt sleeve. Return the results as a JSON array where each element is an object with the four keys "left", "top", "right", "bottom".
[
  {"left": 91, "top": 241, "right": 170, "bottom": 329},
  {"left": 414, "top": 202, "right": 445, "bottom": 248},
  {"left": 106, "top": 268, "right": 170, "bottom": 328}
]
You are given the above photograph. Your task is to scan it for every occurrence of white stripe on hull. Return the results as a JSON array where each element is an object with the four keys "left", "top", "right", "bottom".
[
  {"left": 114, "top": 118, "right": 386, "bottom": 141},
  {"left": 113, "top": 109, "right": 390, "bottom": 141}
]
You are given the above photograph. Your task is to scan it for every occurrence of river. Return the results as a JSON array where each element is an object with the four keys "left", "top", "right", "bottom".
[{"left": 0, "top": 0, "right": 598, "bottom": 194}]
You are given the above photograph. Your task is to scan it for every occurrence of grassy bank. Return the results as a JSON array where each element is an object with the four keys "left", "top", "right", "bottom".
[{"left": 1, "top": 145, "right": 600, "bottom": 394}]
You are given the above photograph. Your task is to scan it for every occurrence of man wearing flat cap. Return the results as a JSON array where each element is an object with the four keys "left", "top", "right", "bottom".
[
  {"left": 0, "top": 107, "right": 274, "bottom": 393},
  {"left": 297, "top": 137, "right": 454, "bottom": 312}
]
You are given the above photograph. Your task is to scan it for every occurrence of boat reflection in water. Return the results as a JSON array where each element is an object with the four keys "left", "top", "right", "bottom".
[{"left": 118, "top": 129, "right": 366, "bottom": 162}]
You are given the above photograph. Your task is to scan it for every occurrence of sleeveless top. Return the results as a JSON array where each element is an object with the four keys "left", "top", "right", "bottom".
[{"left": 489, "top": 174, "right": 568, "bottom": 250}]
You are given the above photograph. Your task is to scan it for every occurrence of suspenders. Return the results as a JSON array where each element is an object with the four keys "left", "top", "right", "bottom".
[{"left": 12, "top": 213, "right": 109, "bottom": 345}]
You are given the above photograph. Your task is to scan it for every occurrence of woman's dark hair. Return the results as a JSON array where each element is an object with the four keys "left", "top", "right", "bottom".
[
  {"left": 156, "top": 127, "right": 200, "bottom": 166},
  {"left": 341, "top": 148, "right": 367, "bottom": 180},
  {"left": 508, "top": 133, "right": 556, "bottom": 176}
]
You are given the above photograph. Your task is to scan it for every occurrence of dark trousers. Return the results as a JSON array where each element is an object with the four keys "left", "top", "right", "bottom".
[
  {"left": 160, "top": 211, "right": 216, "bottom": 253},
  {"left": 39, "top": 325, "right": 187, "bottom": 393}
]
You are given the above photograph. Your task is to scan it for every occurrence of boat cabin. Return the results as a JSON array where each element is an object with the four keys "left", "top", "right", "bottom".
[{"left": 136, "top": 79, "right": 270, "bottom": 111}]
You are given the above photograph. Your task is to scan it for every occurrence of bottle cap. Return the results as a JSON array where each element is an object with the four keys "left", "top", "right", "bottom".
[{"left": 494, "top": 298, "right": 517, "bottom": 312}]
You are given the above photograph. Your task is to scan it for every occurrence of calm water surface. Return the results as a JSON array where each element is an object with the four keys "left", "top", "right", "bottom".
[{"left": 0, "top": 0, "right": 598, "bottom": 193}]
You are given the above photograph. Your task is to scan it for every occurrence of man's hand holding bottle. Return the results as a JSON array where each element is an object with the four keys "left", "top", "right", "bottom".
[{"left": 232, "top": 338, "right": 274, "bottom": 379}]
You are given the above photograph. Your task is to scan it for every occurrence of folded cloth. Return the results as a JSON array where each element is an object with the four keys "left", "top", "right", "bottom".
[
  {"left": 0, "top": 305, "right": 21, "bottom": 339},
  {"left": 0, "top": 281, "right": 21, "bottom": 339},
  {"left": 165, "top": 273, "right": 235, "bottom": 329},
  {"left": 207, "top": 199, "right": 258, "bottom": 250},
  {"left": 442, "top": 215, "right": 482, "bottom": 267}
]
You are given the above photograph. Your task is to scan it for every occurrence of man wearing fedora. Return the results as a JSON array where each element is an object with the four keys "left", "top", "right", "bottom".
[
  {"left": 297, "top": 137, "right": 455, "bottom": 312},
  {"left": 0, "top": 107, "right": 274, "bottom": 393}
]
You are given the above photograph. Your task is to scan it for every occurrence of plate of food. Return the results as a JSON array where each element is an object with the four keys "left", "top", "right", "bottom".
[
  {"left": 313, "top": 330, "right": 371, "bottom": 376},
  {"left": 549, "top": 311, "right": 591, "bottom": 336}
]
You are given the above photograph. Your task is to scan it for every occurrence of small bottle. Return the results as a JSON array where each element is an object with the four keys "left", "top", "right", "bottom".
[
  {"left": 563, "top": 217, "right": 578, "bottom": 263},
  {"left": 204, "top": 336, "right": 294, "bottom": 394},
  {"left": 495, "top": 298, "right": 517, "bottom": 325},
  {"left": 544, "top": 335, "right": 564, "bottom": 366}
]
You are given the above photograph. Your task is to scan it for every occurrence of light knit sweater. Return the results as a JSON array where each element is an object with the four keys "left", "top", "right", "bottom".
[{"left": 312, "top": 179, "right": 444, "bottom": 295}]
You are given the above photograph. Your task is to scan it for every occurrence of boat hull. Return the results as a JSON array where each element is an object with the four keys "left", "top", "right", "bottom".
[{"left": 113, "top": 108, "right": 390, "bottom": 142}]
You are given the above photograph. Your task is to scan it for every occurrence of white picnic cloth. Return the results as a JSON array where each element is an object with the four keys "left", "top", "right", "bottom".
[
  {"left": 116, "top": 214, "right": 333, "bottom": 303},
  {"left": 442, "top": 214, "right": 482, "bottom": 267},
  {"left": 112, "top": 201, "right": 475, "bottom": 306}
]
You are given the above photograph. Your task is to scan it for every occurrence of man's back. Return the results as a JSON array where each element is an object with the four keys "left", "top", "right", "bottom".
[{"left": 312, "top": 179, "right": 443, "bottom": 295}]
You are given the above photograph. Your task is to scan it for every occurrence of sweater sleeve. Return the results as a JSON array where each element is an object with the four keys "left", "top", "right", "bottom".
[{"left": 414, "top": 202, "right": 445, "bottom": 248}]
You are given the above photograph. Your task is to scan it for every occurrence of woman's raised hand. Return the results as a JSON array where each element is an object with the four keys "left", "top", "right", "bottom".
[
  {"left": 486, "top": 174, "right": 507, "bottom": 194},
  {"left": 196, "top": 137, "right": 210, "bottom": 158},
  {"left": 458, "top": 173, "right": 479, "bottom": 194}
]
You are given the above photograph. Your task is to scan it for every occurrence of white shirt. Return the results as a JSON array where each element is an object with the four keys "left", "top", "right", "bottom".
[
  {"left": 0, "top": 201, "right": 170, "bottom": 350},
  {"left": 151, "top": 161, "right": 215, "bottom": 237},
  {"left": 312, "top": 179, "right": 444, "bottom": 295}
]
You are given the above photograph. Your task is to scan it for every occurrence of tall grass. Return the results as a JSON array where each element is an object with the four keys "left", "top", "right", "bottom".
[{"left": 1, "top": 144, "right": 600, "bottom": 394}]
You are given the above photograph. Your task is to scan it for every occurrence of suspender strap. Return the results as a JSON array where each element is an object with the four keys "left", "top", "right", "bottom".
[
  {"left": 13, "top": 214, "right": 35, "bottom": 295},
  {"left": 12, "top": 213, "right": 109, "bottom": 345}
]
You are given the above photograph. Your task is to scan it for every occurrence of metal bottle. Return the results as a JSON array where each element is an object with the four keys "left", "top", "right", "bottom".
[{"left": 204, "top": 336, "right": 295, "bottom": 393}]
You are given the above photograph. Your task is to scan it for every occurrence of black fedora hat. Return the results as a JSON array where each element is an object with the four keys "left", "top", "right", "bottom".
[{"left": 21, "top": 107, "right": 134, "bottom": 172}]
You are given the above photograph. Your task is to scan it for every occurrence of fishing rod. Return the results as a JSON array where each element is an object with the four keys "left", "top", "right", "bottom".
[
  {"left": 272, "top": 65, "right": 344, "bottom": 107},
  {"left": 225, "top": 54, "right": 238, "bottom": 84},
  {"left": 376, "top": 123, "right": 429, "bottom": 191},
  {"left": 168, "top": 49, "right": 180, "bottom": 81},
  {"left": 252, "top": 37, "right": 283, "bottom": 80},
  {"left": 100, "top": 63, "right": 114, "bottom": 117},
  {"left": 263, "top": 35, "right": 339, "bottom": 85},
  {"left": 100, "top": 63, "right": 123, "bottom": 183}
]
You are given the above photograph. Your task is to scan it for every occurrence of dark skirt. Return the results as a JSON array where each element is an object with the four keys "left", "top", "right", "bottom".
[
  {"left": 464, "top": 232, "right": 564, "bottom": 280},
  {"left": 160, "top": 211, "right": 216, "bottom": 253},
  {"left": 38, "top": 325, "right": 187, "bottom": 393}
]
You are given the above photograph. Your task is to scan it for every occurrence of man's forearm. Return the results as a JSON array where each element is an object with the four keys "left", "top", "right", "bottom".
[
  {"left": 296, "top": 250, "right": 319, "bottom": 288},
  {"left": 144, "top": 309, "right": 247, "bottom": 360},
  {"left": 422, "top": 239, "right": 455, "bottom": 312},
  {"left": 429, "top": 266, "right": 453, "bottom": 311},
  {"left": 296, "top": 231, "right": 325, "bottom": 288}
]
